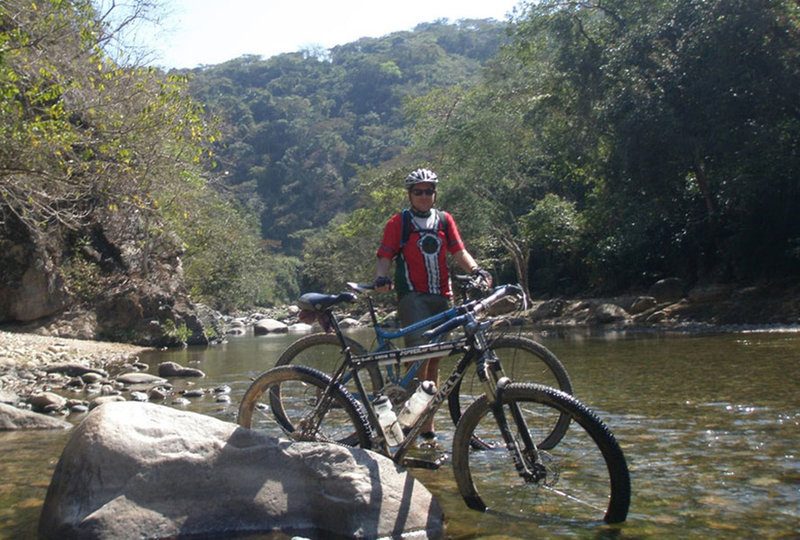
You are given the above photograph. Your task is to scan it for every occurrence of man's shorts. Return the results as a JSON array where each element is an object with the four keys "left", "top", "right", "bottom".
[{"left": 398, "top": 292, "right": 451, "bottom": 347}]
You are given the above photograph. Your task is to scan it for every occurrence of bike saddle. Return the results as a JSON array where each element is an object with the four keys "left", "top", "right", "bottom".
[{"left": 297, "top": 292, "right": 357, "bottom": 311}]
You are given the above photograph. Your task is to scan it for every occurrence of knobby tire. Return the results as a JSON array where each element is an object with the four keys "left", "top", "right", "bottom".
[
  {"left": 448, "top": 335, "right": 573, "bottom": 450},
  {"left": 237, "top": 365, "right": 372, "bottom": 448},
  {"left": 452, "top": 383, "right": 630, "bottom": 525}
]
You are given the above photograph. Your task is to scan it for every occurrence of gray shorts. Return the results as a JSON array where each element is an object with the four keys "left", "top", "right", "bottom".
[{"left": 398, "top": 292, "right": 451, "bottom": 347}]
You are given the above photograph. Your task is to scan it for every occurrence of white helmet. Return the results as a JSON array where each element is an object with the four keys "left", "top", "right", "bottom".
[{"left": 405, "top": 168, "right": 439, "bottom": 187}]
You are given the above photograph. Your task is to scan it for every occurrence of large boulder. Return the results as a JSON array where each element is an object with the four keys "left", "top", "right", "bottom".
[{"left": 39, "top": 402, "right": 444, "bottom": 539}]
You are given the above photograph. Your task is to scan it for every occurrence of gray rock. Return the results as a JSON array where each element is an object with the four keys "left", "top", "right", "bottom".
[
  {"left": 593, "top": 303, "right": 630, "bottom": 323},
  {"left": 81, "top": 372, "right": 105, "bottom": 384},
  {"left": 158, "top": 361, "right": 205, "bottom": 378},
  {"left": 147, "top": 387, "right": 169, "bottom": 401},
  {"left": 226, "top": 326, "right": 246, "bottom": 336},
  {"left": 646, "top": 310, "right": 668, "bottom": 323},
  {"left": 337, "top": 317, "right": 361, "bottom": 328},
  {"left": 39, "top": 402, "right": 443, "bottom": 539},
  {"left": 648, "top": 278, "right": 685, "bottom": 304},
  {"left": 0, "top": 390, "right": 19, "bottom": 406},
  {"left": 44, "top": 363, "right": 108, "bottom": 378},
  {"left": 116, "top": 372, "right": 168, "bottom": 385},
  {"left": 288, "top": 322, "right": 314, "bottom": 332},
  {"left": 629, "top": 296, "right": 658, "bottom": 314},
  {"left": 28, "top": 391, "right": 67, "bottom": 413},
  {"left": 0, "top": 402, "right": 73, "bottom": 430},
  {"left": 253, "top": 318, "right": 288, "bottom": 335},
  {"left": 531, "top": 299, "right": 566, "bottom": 320},
  {"left": 89, "top": 395, "right": 126, "bottom": 409}
]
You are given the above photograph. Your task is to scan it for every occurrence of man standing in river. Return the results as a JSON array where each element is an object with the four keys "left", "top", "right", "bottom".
[{"left": 373, "top": 167, "right": 491, "bottom": 439}]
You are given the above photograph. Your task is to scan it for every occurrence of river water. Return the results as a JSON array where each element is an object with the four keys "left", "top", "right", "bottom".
[{"left": 2, "top": 327, "right": 798, "bottom": 538}]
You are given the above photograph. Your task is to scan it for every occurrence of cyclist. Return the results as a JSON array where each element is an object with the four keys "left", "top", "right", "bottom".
[{"left": 374, "top": 167, "right": 491, "bottom": 439}]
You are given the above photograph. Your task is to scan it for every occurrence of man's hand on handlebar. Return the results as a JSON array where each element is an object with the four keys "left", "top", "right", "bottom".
[
  {"left": 471, "top": 267, "right": 493, "bottom": 290},
  {"left": 373, "top": 276, "right": 393, "bottom": 292}
]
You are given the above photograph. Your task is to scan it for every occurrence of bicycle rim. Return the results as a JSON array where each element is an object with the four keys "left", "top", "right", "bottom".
[
  {"left": 452, "top": 383, "right": 630, "bottom": 525},
  {"left": 276, "top": 333, "right": 382, "bottom": 399},
  {"left": 237, "top": 365, "right": 372, "bottom": 448},
  {"left": 449, "top": 336, "right": 573, "bottom": 449}
]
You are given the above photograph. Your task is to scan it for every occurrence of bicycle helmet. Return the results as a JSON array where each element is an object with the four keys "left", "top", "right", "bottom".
[{"left": 405, "top": 168, "right": 439, "bottom": 187}]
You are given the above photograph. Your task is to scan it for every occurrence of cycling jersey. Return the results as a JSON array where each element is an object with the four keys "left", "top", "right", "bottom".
[{"left": 377, "top": 209, "right": 465, "bottom": 296}]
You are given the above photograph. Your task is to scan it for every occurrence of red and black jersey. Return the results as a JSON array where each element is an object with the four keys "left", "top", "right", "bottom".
[{"left": 377, "top": 209, "right": 465, "bottom": 296}]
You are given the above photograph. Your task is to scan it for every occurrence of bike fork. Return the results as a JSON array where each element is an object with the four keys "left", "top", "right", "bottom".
[{"left": 490, "top": 377, "right": 547, "bottom": 483}]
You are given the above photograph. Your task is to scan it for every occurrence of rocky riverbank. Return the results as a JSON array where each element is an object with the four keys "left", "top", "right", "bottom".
[
  {"left": 0, "top": 331, "right": 153, "bottom": 426},
  {"left": 2, "top": 279, "right": 798, "bottom": 429}
]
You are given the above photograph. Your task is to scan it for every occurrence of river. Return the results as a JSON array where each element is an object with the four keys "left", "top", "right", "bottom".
[{"left": 1, "top": 327, "right": 798, "bottom": 538}]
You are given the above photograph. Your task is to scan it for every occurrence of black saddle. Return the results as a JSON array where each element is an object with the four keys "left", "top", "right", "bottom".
[{"left": 297, "top": 292, "right": 357, "bottom": 312}]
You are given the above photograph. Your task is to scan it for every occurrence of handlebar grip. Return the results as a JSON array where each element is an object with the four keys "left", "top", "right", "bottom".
[
  {"left": 346, "top": 282, "right": 374, "bottom": 292},
  {"left": 422, "top": 314, "right": 468, "bottom": 341}
]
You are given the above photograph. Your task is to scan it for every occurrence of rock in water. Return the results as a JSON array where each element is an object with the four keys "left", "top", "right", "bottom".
[
  {"left": 157, "top": 361, "right": 205, "bottom": 378},
  {"left": 39, "top": 401, "right": 443, "bottom": 539}
]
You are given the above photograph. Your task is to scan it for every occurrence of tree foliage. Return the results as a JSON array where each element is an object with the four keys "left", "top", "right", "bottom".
[
  {"left": 0, "top": 0, "right": 286, "bottom": 313},
  {"left": 183, "top": 19, "right": 509, "bottom": 257},
  {"left": 6, "top": 1, "right": 799, "bottom": 312},
  {"left": 397, "top": 0, "right": 800, "bottom": 294}
]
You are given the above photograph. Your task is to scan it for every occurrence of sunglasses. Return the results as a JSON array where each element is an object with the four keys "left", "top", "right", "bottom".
[{"left": 410, "top": 188, "right": 436, "bottom": 196}]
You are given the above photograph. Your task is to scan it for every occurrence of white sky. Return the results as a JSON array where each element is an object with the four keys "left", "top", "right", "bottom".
[{"left": 131, "top": 0, "right": 524, "bottom": 69}]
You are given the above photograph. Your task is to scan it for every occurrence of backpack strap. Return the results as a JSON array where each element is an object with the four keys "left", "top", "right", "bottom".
[
  {"left": 436, "top": 209, "right": 449, "bottom": 239},
  {"left": 400, "top": 208, "right": 413, "bottom": 249}
]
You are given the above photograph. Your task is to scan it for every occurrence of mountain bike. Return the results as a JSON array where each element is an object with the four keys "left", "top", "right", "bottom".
[
  {"left": 272, "top": 276, "right": 573, "bottom": 433},
  {"left": 238, "top": 284, "right": 631, "bottom": 524}
]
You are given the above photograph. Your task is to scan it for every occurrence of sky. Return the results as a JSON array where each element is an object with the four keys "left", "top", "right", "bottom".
[{"left": 130, "top": 0, "right": 524, "bottom": 69}]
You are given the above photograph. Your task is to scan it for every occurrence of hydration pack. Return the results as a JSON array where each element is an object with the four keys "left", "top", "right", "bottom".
[{"left": 399, "top": 208, "right": 449, "bottom": 250}]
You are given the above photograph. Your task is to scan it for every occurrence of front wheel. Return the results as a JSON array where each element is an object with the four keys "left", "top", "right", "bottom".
[
  {"left": 237, "top": 365, "right": 373, "bottom": 448},
  {"left": 448, "top": 335, "right": 573, "bottom": 449},
  {"left": 452, "top": 383, "right": 630, "bottom": 525}
]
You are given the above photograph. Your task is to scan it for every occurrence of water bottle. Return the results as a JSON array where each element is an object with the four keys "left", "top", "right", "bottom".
[
  {"left": 397, "top": 380, "right": 437, "bottom": 429},
  {"left": 373, "top": 396, "right": 403, "bottom": 445}
]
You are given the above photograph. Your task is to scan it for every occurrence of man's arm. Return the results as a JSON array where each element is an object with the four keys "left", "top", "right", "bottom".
[
  {"left": 453, "top": 249, "right": 493, "bottom": 287},
  {"left": 375, "top": 256, "right": 393, "bottom": 291},
  {"left": 453, "top": 249, "right": 479, "bottom": 274}
]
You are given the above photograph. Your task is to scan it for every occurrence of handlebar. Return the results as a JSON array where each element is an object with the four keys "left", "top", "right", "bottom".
[
  {"left": 422, "top": 284, "right": 523, "bottom": 340},
  {"left": 346, "top": 282, "right": 374, "bottom": 292},
  {"left": 348, "top": 275, "right": 489, "bottom": 295}
]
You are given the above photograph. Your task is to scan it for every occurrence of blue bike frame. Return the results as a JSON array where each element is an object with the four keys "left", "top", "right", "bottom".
[{"left": 345, "top": 282, "right": 471, "bottom": 391}]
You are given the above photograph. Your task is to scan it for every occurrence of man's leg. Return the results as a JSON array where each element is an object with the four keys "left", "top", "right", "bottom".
[{"left": 398, "top": 292, "right": 449, "bottom": 437}]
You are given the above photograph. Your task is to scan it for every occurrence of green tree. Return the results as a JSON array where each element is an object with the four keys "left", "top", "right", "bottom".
[{"left": 1, "top": 0, "right": 287, "bottom": 316}]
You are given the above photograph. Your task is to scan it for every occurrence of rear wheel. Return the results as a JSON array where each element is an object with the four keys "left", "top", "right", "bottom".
[
  {"left": 452, "top": 383, "right": 630, "bottom": 524},
  {"left": 275, "top": 333, "right": 382, "bottom": 399},
  {"left": 237, "top": 365, "right": 372, "bottom": 448}
]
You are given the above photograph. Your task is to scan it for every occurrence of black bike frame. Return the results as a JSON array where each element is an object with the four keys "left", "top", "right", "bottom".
[{"left": 299, "top": 296, "right": 540, "bottom": 474}]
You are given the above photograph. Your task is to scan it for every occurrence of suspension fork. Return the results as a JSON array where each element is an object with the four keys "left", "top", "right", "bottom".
[{"left": 486, "top": 377, "right": 546, "bottom": 482}]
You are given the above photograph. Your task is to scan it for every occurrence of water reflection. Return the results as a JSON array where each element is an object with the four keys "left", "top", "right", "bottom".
[{"left": 2, "top": 329, "right": 798, "bottom": 538}]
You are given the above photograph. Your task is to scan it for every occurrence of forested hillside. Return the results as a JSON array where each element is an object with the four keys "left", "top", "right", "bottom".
[
  {"left": 300, "top": 0, "right": 800, "bottom": 297},
  {"left": 2, "top": 0, "right": 799, "bottom": 340},
  {"left": 183, "top": 19, "right": 507, "bottom": 255}
]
